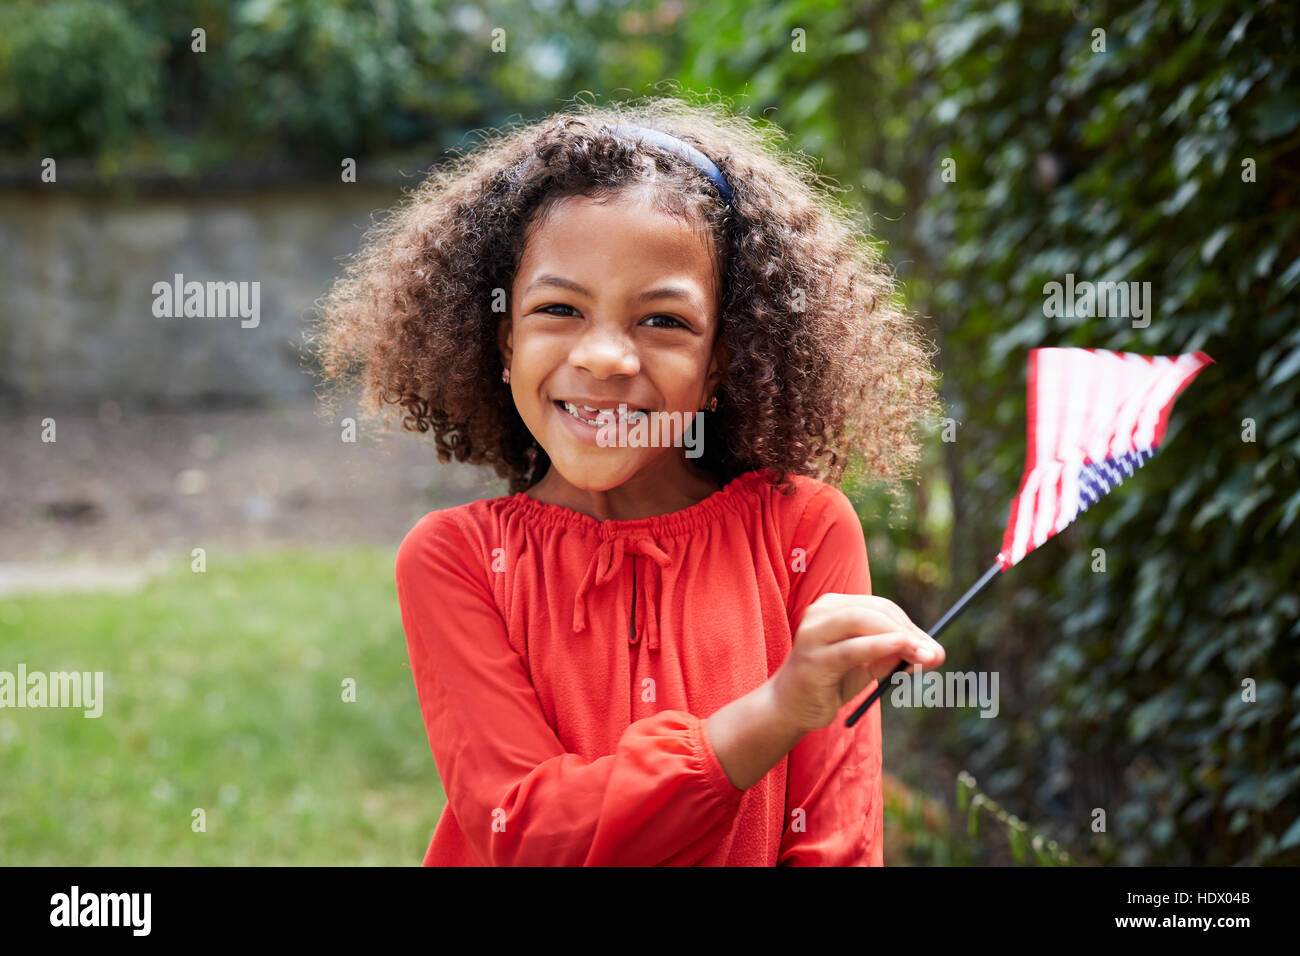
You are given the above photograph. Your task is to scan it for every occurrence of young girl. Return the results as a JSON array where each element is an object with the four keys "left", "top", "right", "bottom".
[{"left": 313, "top": 95, "right": 945, "bottom": 866}]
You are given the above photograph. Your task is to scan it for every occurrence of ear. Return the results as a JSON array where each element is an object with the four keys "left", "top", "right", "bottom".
[{"left": 497, "top": 314, "right": 514, "bottom": 370}]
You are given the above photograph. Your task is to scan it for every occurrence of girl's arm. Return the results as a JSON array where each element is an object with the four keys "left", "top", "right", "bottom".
[
  {"left": 705, "top": 678, "right": 807, "bottom": 792},
  {"left": 776, "top": 484, "right": 884, "bottom": 866},
  {"left": 395, "top": 511, "right": 745, "bottom": 867}
]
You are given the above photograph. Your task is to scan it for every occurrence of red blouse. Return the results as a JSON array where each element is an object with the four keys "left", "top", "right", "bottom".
[{"left": 394, "top": 468, "right": 884, "bottom": 866}]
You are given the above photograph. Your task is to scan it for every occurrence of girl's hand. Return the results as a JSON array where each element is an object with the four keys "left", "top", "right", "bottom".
[{"left": 771, "top": 593, "right": 946, "bottom": 734}]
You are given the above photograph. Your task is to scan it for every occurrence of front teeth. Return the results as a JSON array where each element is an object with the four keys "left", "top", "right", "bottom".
[{"left": 562, "top": 402, "right": 647, "bottom": 425}]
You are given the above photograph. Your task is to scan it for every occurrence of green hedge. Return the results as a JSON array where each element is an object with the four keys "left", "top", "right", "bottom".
[{"left": 916, "top": 0, "right": 1299, "bottom": 866}]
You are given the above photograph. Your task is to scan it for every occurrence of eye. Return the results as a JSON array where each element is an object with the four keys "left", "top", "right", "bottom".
[
  {"left": 643, "top": 314, "right": 686, "bottom": 329},
  {"left": 536, "top": 305, "right": 687, "bottom": 329}
]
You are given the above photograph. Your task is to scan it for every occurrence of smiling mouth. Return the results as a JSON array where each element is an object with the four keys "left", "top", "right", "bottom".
[{"left": 554, "top": 401, "right": 649, "bottom": 426}]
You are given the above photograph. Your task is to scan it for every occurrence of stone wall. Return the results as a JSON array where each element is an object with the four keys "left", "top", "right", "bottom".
[{"left": 0, "top": 185, "right": 405, "bottom": 405}]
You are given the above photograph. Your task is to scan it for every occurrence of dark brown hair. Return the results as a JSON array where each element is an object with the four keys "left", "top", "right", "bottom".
[{"left": 309, "top": 92, "right": 941, "bottom": 494}]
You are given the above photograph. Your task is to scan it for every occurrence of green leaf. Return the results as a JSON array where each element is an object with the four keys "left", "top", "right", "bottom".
[
  {"left": 1162, "top": 180, "right": 1199, "bottom": 215},
  {"left": 1279, "top": 490, "right": 1300, "bottom": 534},
  {"left": 1201, "top": 225, "right": 1232, "bottom": 263},
  {"left": 1253, "top": 91, "right": 1300, "bottom": 138},
  {"left": 1274, "top": 816, "right": 1300, "bottom": 853},
  {"left": 1265, "top": 348, "right": 1300, "bottom": 389},
  {"left": 1277, "top": 257, "right": 1300, "bottom": 293},
  {"left": 1009, "top": 825, "right": 1027, "bottom": 864}
]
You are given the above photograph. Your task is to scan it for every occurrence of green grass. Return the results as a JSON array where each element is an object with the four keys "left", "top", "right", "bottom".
[
  {"left": 0, "top": 548, "right": 444, "bottom": 865},
  {"left": 0, "top": 545, "right": 993, "bottom": 866}
]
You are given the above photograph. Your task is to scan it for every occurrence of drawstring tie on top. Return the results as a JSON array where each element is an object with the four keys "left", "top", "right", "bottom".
[{"left": 572, "top": 534, "right": 672, "bottom": 649}]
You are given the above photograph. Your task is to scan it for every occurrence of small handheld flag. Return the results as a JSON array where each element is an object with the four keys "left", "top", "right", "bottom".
[
  {"left": 995, "top": 348, "right": 1215, "bottom": 571},
  {"left": 846, "top": 347, "right": 1214, "bottom": 727}
]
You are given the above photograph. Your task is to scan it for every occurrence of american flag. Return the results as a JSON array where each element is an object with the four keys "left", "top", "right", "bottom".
[{"left": 996, "top": 348, "right": 1214, "bottom": 571}]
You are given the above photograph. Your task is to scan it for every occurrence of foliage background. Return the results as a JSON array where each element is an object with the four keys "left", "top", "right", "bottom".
[{"left": 1, "top": 0, "right": 1295, "bottom": 865}]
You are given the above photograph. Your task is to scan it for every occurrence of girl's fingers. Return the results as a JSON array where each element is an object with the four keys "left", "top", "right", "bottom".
[
  {"left": 863, "top": 597, "right": 935, "bottom": 648},
  {"left": 841, "top": 662, "right": 880, "bottom": 703},
  {"left": 818, "top": 602, "right": 942, "bottom": 655},
  {"left": 833, "top": 631, "right": 940, "bottom": 680},
  {"left": 815, "top": 593, "right": 934, "bottom": 646},
  {"left": 842, "top": 645, "right": 939, "bottom": 706}
]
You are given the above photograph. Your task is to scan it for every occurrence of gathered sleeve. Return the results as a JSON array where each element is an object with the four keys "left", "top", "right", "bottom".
[
  {"left": 395, "top": 511, "right": 745, "bottom": 866},
  {"left": 777, "top": 485, "right": 884, "bottom": 866}
]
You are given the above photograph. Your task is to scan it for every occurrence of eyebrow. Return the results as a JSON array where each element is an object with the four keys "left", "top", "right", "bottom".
[{"left": 523, "top": 273, "right": 699, "bottom": 305}]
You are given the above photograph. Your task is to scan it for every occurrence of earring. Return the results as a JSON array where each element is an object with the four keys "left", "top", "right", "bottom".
[
  {"left": 502, "top": 368, "right": 511, "bottom": 384},
  {"left": 706, "top": 396, "right": 718, "bottom": 412}
]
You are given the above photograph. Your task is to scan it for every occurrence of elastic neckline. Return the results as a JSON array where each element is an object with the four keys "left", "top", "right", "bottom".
[{"left": 503, "top": 469, "right": 774, "bottom": 538}]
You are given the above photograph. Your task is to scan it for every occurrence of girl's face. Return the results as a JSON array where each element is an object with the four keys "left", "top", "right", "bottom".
[{"left": 499, "top": 192, "right": 726, "bottom": 498}]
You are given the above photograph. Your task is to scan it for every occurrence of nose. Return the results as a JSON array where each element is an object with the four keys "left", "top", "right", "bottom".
[{"left": 569, "top": 322, "right": 640, "bottom": 378}]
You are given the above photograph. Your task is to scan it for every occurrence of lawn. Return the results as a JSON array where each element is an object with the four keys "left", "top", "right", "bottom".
[
  {"left": 0, "top": 546, "right": 970, "bottom": 865},
  {"left": 0, "top": 548, "right": 442, "bottom": 865}
]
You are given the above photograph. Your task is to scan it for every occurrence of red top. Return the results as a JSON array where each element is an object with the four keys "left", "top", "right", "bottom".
[{"left": 394, "top": 468, "right": 883, "bottom": 866}]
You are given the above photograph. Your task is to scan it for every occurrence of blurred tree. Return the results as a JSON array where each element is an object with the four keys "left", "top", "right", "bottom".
[
  {"left": 0, "top": 0, "right": 701, "bottom": 180},
  {"left": 1, "top": 0, "right": 164, "bottom": 172}
]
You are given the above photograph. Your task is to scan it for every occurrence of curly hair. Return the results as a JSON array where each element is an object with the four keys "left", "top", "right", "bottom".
[{"left": 309, "top": 92, "right": 941, "bottom": 495}]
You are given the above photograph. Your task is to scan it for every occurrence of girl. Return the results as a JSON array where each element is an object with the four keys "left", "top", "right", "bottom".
[{"left": 313, "top": 95, "right": 945, "bottom": 866}]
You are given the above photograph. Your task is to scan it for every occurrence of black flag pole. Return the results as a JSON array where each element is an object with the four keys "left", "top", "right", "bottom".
[{"left": 844, "top": 559, "right": 1005, "bottom": 728}]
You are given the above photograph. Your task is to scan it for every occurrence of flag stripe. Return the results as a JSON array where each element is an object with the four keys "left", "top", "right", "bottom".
[{"left": 996, "top": 348, "right": 1213, "bottom": 569}]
